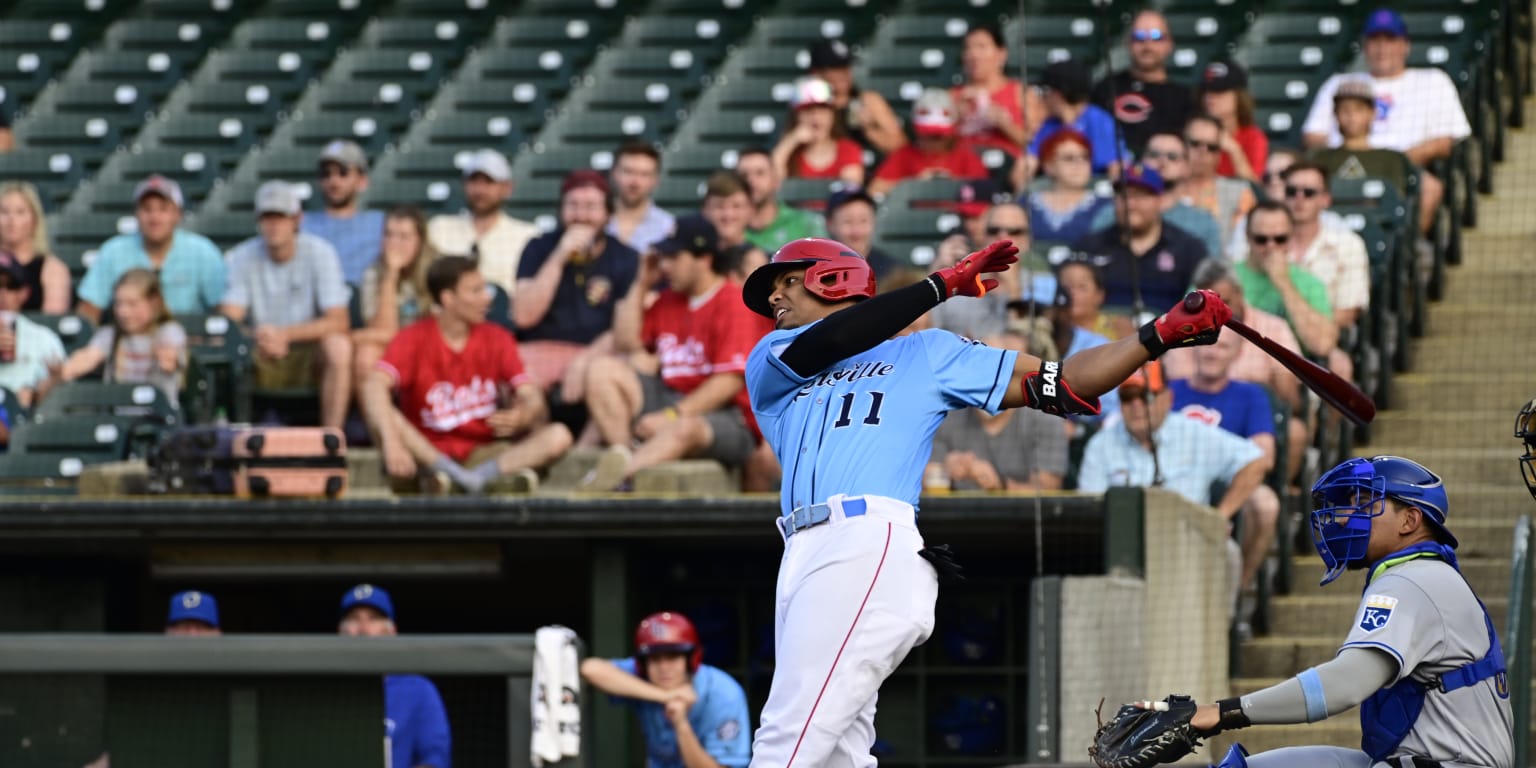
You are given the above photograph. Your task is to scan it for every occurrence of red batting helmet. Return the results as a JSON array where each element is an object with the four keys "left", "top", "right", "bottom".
[
  {"left": 634, "top": 611, "right": 703, "bottom": 676},
  {"left": 742, "top": 237, "right": 877, "bottom": 318}
]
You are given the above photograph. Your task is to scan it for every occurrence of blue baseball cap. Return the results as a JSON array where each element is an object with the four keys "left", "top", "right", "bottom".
[
  {"left": 166, "top": 590, "right": 220, "bottom": 628},
  {"left": 1114, "top": 163, "right": 1165, "bottom": 195},
  {"left": 340, "top": 583, "right": 395, "bottom": 620},
  {"left": 1362, "top": 8, "right": 1408, "bottom": 38}
]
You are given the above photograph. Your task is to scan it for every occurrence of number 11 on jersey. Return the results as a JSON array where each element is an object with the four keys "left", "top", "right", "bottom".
[{"left": 833, "top": 391, "right": 885, "bottom": 429}]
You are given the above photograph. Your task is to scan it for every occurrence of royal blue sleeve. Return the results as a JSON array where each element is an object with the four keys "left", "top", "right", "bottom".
[
  {"left": 413, "top": 681, "right": 453, "bottom": 768},
  {"left": 916, "top": 329, "right": 1017, "bottom": 414},
  {"left": 746, "top": 326, "right": 814, "bottom": 418}
]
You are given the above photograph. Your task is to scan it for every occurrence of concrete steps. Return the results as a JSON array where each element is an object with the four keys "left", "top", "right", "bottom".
[
  {"left": 1286, "top": 555, "right": 1512, "bottom": 598},
  {"left": 1366, "top": 408, "right": 1521, "bottom": 447},
  {"left": 1389, "top": 372, "right": 1535, "bottom": 412},
  {"left": 1260, "top": 595, "right": 1509, "bottom": 643}
]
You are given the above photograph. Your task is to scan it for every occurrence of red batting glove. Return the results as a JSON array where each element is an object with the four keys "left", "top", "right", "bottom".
[
  {"left": 931, "top": 240, "right": 1020, "bottom": 299},
  {"left": 1139, "top": 289, "right": 1233, "bottom": 357}
]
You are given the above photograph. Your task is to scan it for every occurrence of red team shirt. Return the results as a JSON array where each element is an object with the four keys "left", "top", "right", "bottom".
[
  {"left": 1217, "top": 124, "right": 1269, "bottom": 179},
  {"left": 378, "top": 317, "right": 531, "bottom": 462},
  {"left": 792, "top": 139, "right": 866, "bottom": 180},
  {"left": 641, "top": 280, "right": 772, "bottom": 434},
  {"left": 873, "top": 143, "right": 989, "bottom": 184}
]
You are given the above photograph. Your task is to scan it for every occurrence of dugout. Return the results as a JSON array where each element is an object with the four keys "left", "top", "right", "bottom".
[{"left": 0, "top": 488, "right": 1228, "bottom": 768}]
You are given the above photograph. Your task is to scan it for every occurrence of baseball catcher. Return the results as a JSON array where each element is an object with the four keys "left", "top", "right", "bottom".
[{"left": 1092, "top": 455, "right": 1513, "bottom": 768}]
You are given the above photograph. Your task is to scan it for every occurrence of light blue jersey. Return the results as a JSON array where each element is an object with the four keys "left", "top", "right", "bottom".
[
  {"left": 612, "top": 659, "right": 751, "bottom": 768},
  {"left": 747, "top": 326, "right": 1018, "bottom": 514}
]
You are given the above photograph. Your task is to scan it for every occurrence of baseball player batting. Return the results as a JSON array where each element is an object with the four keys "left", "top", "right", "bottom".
[
  {"left": 739, "top": 236, "right": 1232, "bottom": 767},
  {"left": 1093, "top": 455, "right": 1513, "bottom": 768}
]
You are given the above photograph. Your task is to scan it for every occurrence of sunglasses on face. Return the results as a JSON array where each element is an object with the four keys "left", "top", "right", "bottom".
[
  {"left": 1250, "top": 234, "right": 1290, "bottom": 246},
  {"left": 1285, "top": 185, "right": 1323, "bottom": 199},
  {"left": 1184, "top": 138, "right": 1220, "bottom": 153},
  {"left": 1143, "top": 150, "right": 1185, "bottom": 162},
  {"left": 1130, "top": 28, "right": 1166, "bottom": 42},
  {"left": 319, "top": 166, "right": 353, "bottom": 179},
  {"left": 1053, "top": 153, "right": 1090, "bottom": 163},
  {"left": 986, "top": 226, "right": 1030, "bottom": 237}
]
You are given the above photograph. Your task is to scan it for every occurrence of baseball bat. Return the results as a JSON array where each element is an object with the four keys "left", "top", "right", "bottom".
[{"left": 1183, "top": 292, "right": 1376, "bottom": 426}]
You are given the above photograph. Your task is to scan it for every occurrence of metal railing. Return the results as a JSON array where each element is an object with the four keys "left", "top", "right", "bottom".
[{"left": 1506, "top": 515, "right": 1533, "bottom": 768}]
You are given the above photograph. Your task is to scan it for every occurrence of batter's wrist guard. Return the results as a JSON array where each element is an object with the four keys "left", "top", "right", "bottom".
[
  {"left": 1138, "top": 320, "right": 1170, "bottom": 359},
  {"left": 1020, "top": 360, "right": 1101, "bottom": 416},
  {"left": 1213, "top": 698, "right": 1252, "bottom": 733}
]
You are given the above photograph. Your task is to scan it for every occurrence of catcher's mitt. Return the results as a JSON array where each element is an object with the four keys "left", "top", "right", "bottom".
[{"left": 1088, "top": 694, "right": 1206, "bottom": 768}]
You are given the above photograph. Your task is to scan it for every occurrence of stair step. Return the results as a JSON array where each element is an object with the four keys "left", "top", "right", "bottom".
[
  {"left": 1285, "top": 555, "right": 1511, "bottom": 598},
  {"left": 1263, "top": 595, "right": 1508, "bottom": 638},
  {"left": 1413, "top": 336, "right": 1536, "bottom": 368},
  {"left": 1347, "top": 447, "right": 1522, "bottom": 485},
  {"left": 1389, "top": 373, "right": 1535, "bottom": 411},
  {"left": 1424, "top": 305, "right": 1536, "bottom": 335},
  {"left": 1368, "top": 409, "right": 1517, "bottom": 445}
]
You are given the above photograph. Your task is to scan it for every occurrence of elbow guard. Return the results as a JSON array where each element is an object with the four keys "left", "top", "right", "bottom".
[{"left": 1020, "top": 360, "right": 1101, "bottom": 417}]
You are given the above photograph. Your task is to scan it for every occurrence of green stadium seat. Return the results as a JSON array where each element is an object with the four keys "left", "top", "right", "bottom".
[
  {"left": 201, "top": 50, "right": 318, "bottom": 94},
  {"left": 49, "top": 81, "right": 156, "bottom": 123},
  {"left": 872, "top": 208, "right": 958, "bottom": 268},
  {"left": 213, "top": 178, "right": 316, "bottom": 216},
  {"left": 329, "top": 48, "right": 447, "bottom": 103},
  {"left": 0, "top": 21, "right": 89, "bottom": 118},
  {"left": 109, "top": 148, "right": 219, "bottom": 191},
  {"left": 11, "top": 415, "right": 151, "bottom": 462},
  {"left": 0, "top": 452, "right": 92, "bottom": 495},
  {"left": 67, "top": 180, "right": 149, "bottom": 215},
  {"left": 78, "top": 50, "right": 186, "bottom": 101},
  {"left": 859, "top": 43, "right": 961, "bottom": 85},
  {"left": 177, "top": 313, "right": 253, "bottom": 423},
  {"left": 445, "top": 81, "right": 553, "bottom": 133},
  {"left": 228, "top": 18, "right": 345, "bottom": 57},
  {"left": 674, "top": 107, "right": 783, "bottom": 146},
  {"left": 779, "top": 178, "right": 841, "bottom": 211},
  {"left": 773, "top": 0, "right": 892, "bottom": 15},
  {"left": 593, "top": 47, "right": 710, "bottom": 92},
  {"left": 186, "top": 210, "right": 257, "bottom": 251},
  {"left": 132, "top": 0, "right": 260, "bottom": 16},
  {"left": 490, "top": 16, "right": 619, "bottom": 62},
  {"left": 515, "top": 145, "right": 615, "bottom": 181},
  {"left": 654, "top": 175, "right": 709, "bottom": 211},
  {"left": 310, "top": 80, "right": 420, "bottom": 130},
  {"left": 663, "top": 144, "right": 738, "bottom": 177},
  {"left": 7, "top": 0, "right": 135, "bottom": 34},
  {"left": 1255, "top": 106, "right": 1302, "bottom": 148},
  {"left": 144, "top": 114, "right": 260, "bottom": 169},
  {"left": 48, "top": 212, "right": 134, "bottom": 280},
  {"left": 413, "top": 109, "right": 525, "bottom": 153},
  {"left": 860, "top": 75, "right": 931, "bottom": 115},
  {"left": 714, "top": 74, "right": 790, "bottom": 111},
  {"left": 23, "top": 312, "right": 96, "bottom": 356},
  {"left": 383, "top": 146, "right": 473, "bottom": 181},
  {"left": 1238, "top": 43, "right": 1341, "bottom": 76},
  {"left": 359, "top": 17, "right": 479, "bottom": 67},
  {"left": 251, "top": 145, "right": 329, "bottom": 184},
  {"left": 900, "top": 0, "right": 1008, "bottom": 19},
  {"left": 103, "top": 19, "right": 227, "bottom": 69},
  {"left": 624, "top": 16, "right": 751, "bottom": 61},
  {"left": 389, "top": 0, "right": 503, "bottom": 20},
  {"left": 258, "top": 0, "right": 384, "bottom": 17},
  {"left": 881, "top": 178, "right": 966, "bottom": 210},
  {"left": 1241, "top": 13, "right": 1359, "bottom": 47},
  {"left": 15, "top": 114, "right": 124, "bottom": 171},
  {"left": 181, "top": 80, "right": 286, "bottom": 137},
  {"left": 0, "top": 152, "right": 86, "bottom": 213},
  {"left": 280, "top": 111, "right": 394, "bottom": 157},
  {"left": 359, "top": 177, "right": 461, "bottom": 215},
  {"left": 751, "top": 17, "right": 866, "bottom": 48},
  {"left": 733, "top": 45, "right": 813, "bottom": 80},
  {"left": 34, "top": 380, "right": 180, "bottom": 425}
]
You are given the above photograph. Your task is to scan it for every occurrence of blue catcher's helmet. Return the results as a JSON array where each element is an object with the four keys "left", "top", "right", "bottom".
[{"left": 1310, "top": 455, "right": 1454, "bottom": 586}]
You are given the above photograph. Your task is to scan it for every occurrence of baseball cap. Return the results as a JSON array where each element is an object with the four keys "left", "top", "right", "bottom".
[
  {"left": 1114, "top": 163, "right": 1165, "bottom": 195},
  {"left": 913, "top": 88, "right": 958, "bottom": 136},
  {"left": 1038, "top": 60, "right": 1091, "bottom": 103},
  {"left": 318, "top": 139, "right": 369, "bottom": 172},
  {"left": 1201, "top": 60, "right": 1248, "bottom": 92},
  {"left": 953, "top": 178, "right": 1001, "bottom": 218},
  {"left": 807, "top": 38, "right": 853, "bottom": 70},
  {"left": 254, "top": 180, "right": 303, "bottom": 216},
  {"left": 652, "top": 214, "right": 719, "bottom": 257},
  {"left": 0, "top": 250, "right": 27, "bottom": 285},
  {"left": 1362, "top": 7, "right": 1408, "bottom": 38},
  {"left": 340, "top": 583, "right": 395, "bottom": 620},
  {"left": 1118, "top": 361, "right": 1167, "bottom": 397},
  {"left": 791, "top": 76, "right": 835, "bottom": 110},
  {"left": 134, "top": 174, "right": 185, "bottom": 209},
  {"left": 166, "top": 590, "right": 220, "bottom": 628},
  {"left": 462, "top": 148, "right": 512, "bottom": 183},
  {"left": 561, "top": 168, "right": 610, "bottom": 199},
  {"left": 825, "top": 187, "right": 877, "bottom": 218},
  {"left": 1333, "top": 78, "right": 1376, "bottom": 106}
]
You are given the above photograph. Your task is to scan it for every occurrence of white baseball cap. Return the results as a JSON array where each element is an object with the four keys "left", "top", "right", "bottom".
[
  {"left": 462, "top": 148, "right": 512, "bottom": 182},
  {"left": 255, "top": 180, "right": 303, "bottom": 216}
]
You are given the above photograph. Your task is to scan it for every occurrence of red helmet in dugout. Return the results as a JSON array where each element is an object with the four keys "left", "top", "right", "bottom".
[
  {"left": 742, "top": 237, "right": 878, "bottom": 318},
  {"left": 634, "top": 611, "right": 703, "bottom": 676}
]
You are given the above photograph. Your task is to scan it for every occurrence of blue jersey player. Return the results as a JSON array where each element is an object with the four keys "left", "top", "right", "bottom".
[
  {"left": 339, "top": 584, "right": 453, "bottom": 768},
  {"left": 581, "top": 611, "right": 751, "bottom": 768},
  {"left": 738, "top": 236, "right": 1233, "bottom": 767}
]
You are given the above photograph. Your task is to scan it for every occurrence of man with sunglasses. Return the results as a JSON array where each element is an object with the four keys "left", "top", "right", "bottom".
[
  {"left": 1089, "top": 10, "right": 1197, "bottom": 155},
  {"left": 1091, "top": 131, "right": 1223, "bottom": 258},
  {"left": 1234, "top": 202, "right": 1339, "bottom": 364},
  {"left": 1069, "top": 163, "right": 1207, "bottom": 314},
  {"left": 304, "top": 139, "right": 384, "bottom": 286},
  {"left": 930, "top": 202, "right": 1027, "bottom": 339}
]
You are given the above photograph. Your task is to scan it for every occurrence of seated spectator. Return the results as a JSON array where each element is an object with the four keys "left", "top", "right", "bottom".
[
  {"left": 927, "top": 327, "right": 1069, "bottom": 491},
  {"left": 1089, "top": 10, "right": 1198, "bottom": 154},
  {"left": 1069, "top": 164, "right": 1206, "bottom": 312},
  {"left": 949, "top": 178, "right": 1001, "bottom": 247},
  {"left": 772, "top": 77, "right": 865, "bottom": 186},
  {"left": 580, "top": 611, "right": 751, "bottom": 768},
  {"left": 0, "top": 182, "right": 70, "bottom": 313},
  {"left": 1025, "top": 129, "right": 1114, "bottom": 245},
  {"left": 165, "top": 590, "right": 221, "bottom": 636},
  {"left": 304, "top": 140, "right": 385, "bottom": 286},
  {"left": 1054, "top": 257, "right": 1120, "bottom": 340},
  {"left": 1235, "top": 202, "right": 1340, "bottom": 363},
  {"left": 513, "top": 170, "right": 640, "bottom": 396},
  {"left": 607, "top": 140, "right": 675, "bottom": 254},
  {"left": 43, "top": 269, "right": 186, "bottom": 404},
  {"left": 1302, "top": 8, "right": 1467, "bottom": 238},
  {"left": 1197, "top": 61, "right": 1267, "bottom": 182},
  {"left": 930, "top": 201, "right": 1026, "bottom": 339},
  {"left": 824, "top": 188, "right": 901, "bottom": 279},
  {"left": 0, "top": 251, "right": 65, "bottom": 407},
  {"left": 1007, "top": 273, "right": 1120, "bottom": 421},
  {"left": 1090, "top": 131, "right": 1223, "bottom": 257},
  {"left": 362, "top": 256, "right": 573, "bottom": 494},
  {"left": 338, "top": 585, "right": 452, "bottom": 768},
  {"left": 427, "top": 148, "right": 540, "bottom": 297},
  {"left": 701, "top": 170, "right": 768, "bottom": 281},
  {"left": 868, "top": 89, "right": 988, "bottom": 197},
  {"left": 353, "top": 206, "right": 437, "bottom": 396},
  {"left": 807, "top": 38, "right": 907, "bottom": 155},
  {"left": 76, "top": 175, "right": 225, "bottom": 324},
  {"left": 1307, "top": 79, "right": 1412, "bottom": 192},
  {"left": 220, "top": 181, "right": 353, "bottom": 428},
  {"left": 1261, "top": 147, "right": 1300, "bottom": 202},
  {"left": 1076, "top": 362, "right": 1270, "bottom": 613},
  {"left": 1024, "top": 60, "right": 1123, "bottom": 179},
  {"left": 1238, "top": 162, "right": 1368, "bottom": 378},
  {"left": 579, "top": 216, "right": 770, "bottom": 491},
  {"left": 1179, "top": 114, "right": 1257, "bottom": 246},
  {"left": 738, "top": 147, "right": 824, "bottom": 252},
  {"left": 952, "top": 22, "right": 1040, "bottom": 159},
  {"left": 1169, "top": 329, "right": 1281, "bottom": 594}
]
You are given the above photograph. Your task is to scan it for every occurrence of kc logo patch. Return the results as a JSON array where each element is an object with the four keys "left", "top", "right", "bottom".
[{"left": 1359, "top": 594, "right": 1398, "bottom": 633}]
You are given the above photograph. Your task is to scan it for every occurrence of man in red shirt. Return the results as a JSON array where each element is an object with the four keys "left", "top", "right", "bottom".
[
  {"left": 361, "top": 255, "right": 574, "bottom": 494},
  {"left": 867, "top": 88, "right": 989, "bottom": 196},
  {"left": 579, "top": 216, "right": 773, "bottom": 491}
]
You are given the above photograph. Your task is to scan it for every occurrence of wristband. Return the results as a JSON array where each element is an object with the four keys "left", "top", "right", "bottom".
[
  {"left": 1214, "top": 697, "right": 1251, "bottom": 732},
  {"left": 1138, "top": 319, "right": 1168, "bottom": 359}
]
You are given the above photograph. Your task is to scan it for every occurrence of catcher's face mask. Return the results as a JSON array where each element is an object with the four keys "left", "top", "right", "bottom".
[
  {"left": 1517, "top": 399, "right": 1536, "bottom": 500},
  {"left": 1310, "top": 466, "right": 1390, "bottom": 586}
]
